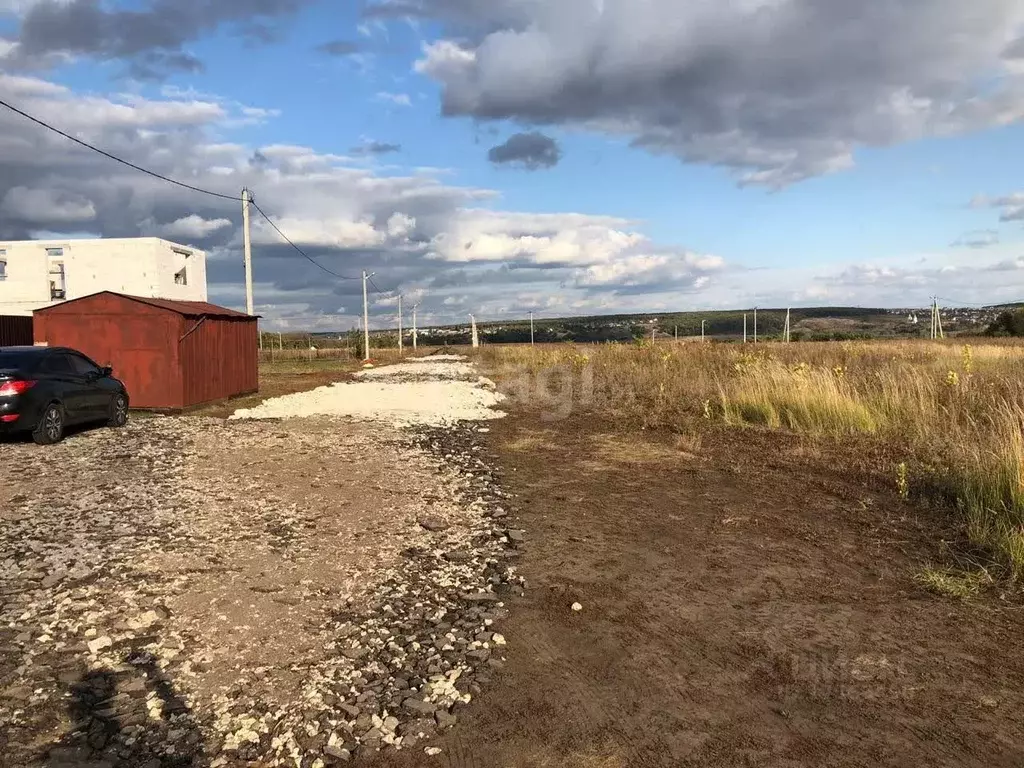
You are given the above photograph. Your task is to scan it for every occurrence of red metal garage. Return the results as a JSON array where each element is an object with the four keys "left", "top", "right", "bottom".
[
  {"left": 33, "top": 292, "right": 258, "bottom": 410},
  {"left": 0, "top": 316, "right": 33, "bottom": 346}
]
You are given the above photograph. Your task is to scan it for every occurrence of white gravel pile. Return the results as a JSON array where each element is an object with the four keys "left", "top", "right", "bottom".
[
  {"left": 232, "top": 357, "right": 507, "bottom": 426},
  {"left": 354, "top": 360, "right": 476, "bottom": 380}
]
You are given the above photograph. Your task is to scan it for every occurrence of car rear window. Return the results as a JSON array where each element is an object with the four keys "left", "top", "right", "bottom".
[{"left": 0, "top": 351, "right": 40, "bottom": 371}]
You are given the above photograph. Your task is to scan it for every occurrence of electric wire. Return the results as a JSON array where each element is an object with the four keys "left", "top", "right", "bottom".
[
  {"left": 251, "top": 201, "right": 361, "bottom": 280},
  {"left": 0, "top": 97, "right": 239, "bottom": 201}
]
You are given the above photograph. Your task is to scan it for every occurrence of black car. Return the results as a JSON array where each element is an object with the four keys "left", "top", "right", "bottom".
[{"left": 0, "top": 346, "right": 129, "bottom": 445}]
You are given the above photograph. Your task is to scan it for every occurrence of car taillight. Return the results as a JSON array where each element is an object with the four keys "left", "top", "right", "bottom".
[{"left": 0, "top": 380, "right": 36, "bottom": 396}]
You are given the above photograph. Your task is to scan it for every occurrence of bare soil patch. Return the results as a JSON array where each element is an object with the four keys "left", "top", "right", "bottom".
[{"left": 375, "top": 413, "right": 1024, "bottom": 768}]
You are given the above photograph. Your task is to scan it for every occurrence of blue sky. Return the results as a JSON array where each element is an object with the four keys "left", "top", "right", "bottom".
[{"left": 1, "top": 0, "right": 1024, "bottom": 328}]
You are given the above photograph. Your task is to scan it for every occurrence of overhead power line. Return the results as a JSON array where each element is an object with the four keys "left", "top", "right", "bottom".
[
  {"left": 251, "top": 201, "right": 360, "bottom": 280},
  {"left": 935, "top": 297, "right": 996, "bottom": 308},
  {"left": 367, "top": 275, "right": 385, "bottom": 294},
  {"left": 3, "top": 96, "right": 391, "bottom": 300},
  {"left": 0, "top": 97, "right": 239, "bottom": 202}
]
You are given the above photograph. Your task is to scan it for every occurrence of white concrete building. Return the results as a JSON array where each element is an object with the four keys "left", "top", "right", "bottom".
[{"left": 0, "top": 237, "right": 208, "bottom": 316}]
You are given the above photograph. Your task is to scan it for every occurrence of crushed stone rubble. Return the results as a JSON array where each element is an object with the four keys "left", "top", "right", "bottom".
[
  {"left": 230, "top": 355, "right": 507, "bottom": 426},
  {"left": 0, "top": 358, "right": 523, "bottom": 768}
]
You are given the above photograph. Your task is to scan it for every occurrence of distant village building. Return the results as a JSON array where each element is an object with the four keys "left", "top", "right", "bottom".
[{"left": 0, "top": 237, "right": 207, "bottom": 317}]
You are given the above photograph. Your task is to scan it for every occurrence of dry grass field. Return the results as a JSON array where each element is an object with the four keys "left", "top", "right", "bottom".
[{"left": 478, "top": 339, "right": 1024, "bottom": 589}]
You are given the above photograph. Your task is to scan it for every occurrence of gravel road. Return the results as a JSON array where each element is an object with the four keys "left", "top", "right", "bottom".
[
  {"left": 0, "top": 357, "right": 519, "bottom": 767},
  {"left": 231, "top": 356, "right": 506, "bottom": 426}
]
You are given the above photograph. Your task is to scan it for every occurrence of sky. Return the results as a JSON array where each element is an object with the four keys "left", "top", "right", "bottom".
[{"left": 1, "top": 0, "right": 1024, "bottom": 330}]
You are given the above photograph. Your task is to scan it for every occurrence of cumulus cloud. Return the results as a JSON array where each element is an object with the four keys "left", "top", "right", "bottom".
[
  {"left": 1, "top": 0, "right": 312, "bottom": 77},
  {"left": 0, "top": 72, "right": 733, "bottom": 327},
  {"left": 575, "top": 252, "right": 724, "bottom": 293},
  {"left": 974, "top": 193, "right": 1024, "bottom": 222},
  {"left": 158, "top": 215, "right": 231, "bottom": 240},
  {"left": 1, "top": 185, "right": 96, "bottom": 223},
  {"left": 403, "top": 0, "right": 1024, "bottom": 186},
  {"left": 488, "top": 131, "right": 561, "bottom": 170}
]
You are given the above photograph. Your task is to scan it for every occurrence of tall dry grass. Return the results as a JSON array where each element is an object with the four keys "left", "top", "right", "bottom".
[{"left": 479, "top": 339, "right": 1024, "bottom": 577}]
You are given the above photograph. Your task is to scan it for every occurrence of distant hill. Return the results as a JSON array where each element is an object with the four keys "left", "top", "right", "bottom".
[
  {"left": 297, "top": 304, "right": 1010, "bottom": 345},
  {"left": 413, "top": 305, "right": 1003, "bottom": 345}
]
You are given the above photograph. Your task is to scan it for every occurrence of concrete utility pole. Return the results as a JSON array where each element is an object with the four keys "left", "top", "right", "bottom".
[
  {"left": 701, "top": 319, "right": 706, "bottom": 343},
  {"left": 362, "top": 271, "right": 374, "bottom": 361},
  {"left": 412, "top": 303, "right": 419, "bottom": 351},
  {"left": 242, "top": 188, "right": 254, "bottom": 316},
  {"left": 743, "top": 314, "right": 748, "bottom": 344},
  {"left": 931, "top": 298, "right": 945, "bottom": 340},
  {"left": 530, "top": 311, "right": 535, "bottom": 347},
  {"left": 674, "top": 325, "right": 678, "bottom": 341},
  {"left": 470, "top": 314, "right": 480, "bottom": 348},
  {"left": 398, "top": 294, "right": 404, "bottom": 356},
  {"left": 784, "top": 308, "right": 792, "bottom": 343},
  {"left": 753, "top": 307, "right": 758, "bottom": 345}
]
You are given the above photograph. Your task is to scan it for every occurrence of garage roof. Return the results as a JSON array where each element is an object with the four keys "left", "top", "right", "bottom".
[{"left": 36, "top": 291, "right": 255, "bottom": 320}]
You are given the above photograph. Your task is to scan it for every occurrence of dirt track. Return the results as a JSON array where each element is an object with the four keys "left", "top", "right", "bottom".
[{"left": 376, "top": 412, "right": 1024, "bottom": 768}]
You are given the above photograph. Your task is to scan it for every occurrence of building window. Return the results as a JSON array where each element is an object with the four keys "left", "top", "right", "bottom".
[
  {"left": 49, "top": 261, "right": 66, "bottom": 300},
  {"left": 173, "top": 248, "right": 192, "bottom": 259},
  {"left": 0, "top": 250, "right": 6, "bottom": 281},
  {"left": 174, "top": 267, "right": 188, "bottom": 286},
  {"left": 46, "top": 247, "right": 64, "bottom": 258}
]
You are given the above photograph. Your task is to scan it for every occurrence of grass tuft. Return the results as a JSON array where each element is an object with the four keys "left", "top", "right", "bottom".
[{"left": 916, "top": 568, "right": 989, "bottom": 600}]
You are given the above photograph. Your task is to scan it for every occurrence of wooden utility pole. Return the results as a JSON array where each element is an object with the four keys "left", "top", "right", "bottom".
[
  {"left": 242, "top": 188, "right": 254, "bottom": 316},
  {"left": 398, "top": 294, "right": 404, "bottom": 356}
]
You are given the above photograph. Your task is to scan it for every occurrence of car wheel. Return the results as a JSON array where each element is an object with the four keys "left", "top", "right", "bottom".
[
  {"left": 108, "top": 393, "right": 129, "bottom": 428},
  {"left": 33, "top": 403, "right": 64, "bottom": 446}
]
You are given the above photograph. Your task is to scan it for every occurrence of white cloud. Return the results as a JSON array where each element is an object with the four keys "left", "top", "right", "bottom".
[
  {"left": 159, "top": 215, "right": 232, "bottom": 240},
  {"left": 375, "top": 91, "right": 412, "bottom": 107},
  {"left": 1, "top": 186, "right": 96, "bottom": 224},
  {"left": 0, "top": 73, "right": 737, "bottom": 327},
  {"left": 408, "top": 0, "right": 1024, "bottom": 186}
]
